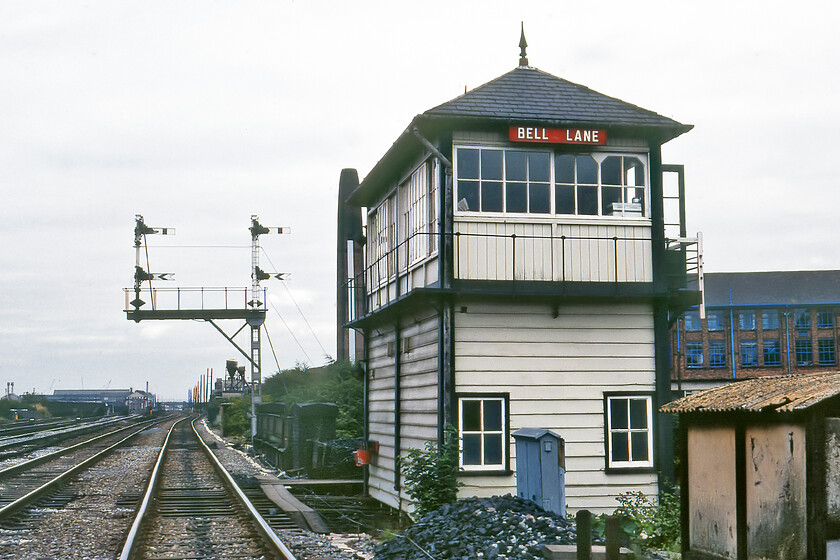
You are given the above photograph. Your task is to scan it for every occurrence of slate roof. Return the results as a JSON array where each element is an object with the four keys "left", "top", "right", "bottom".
[
  {"left": 704, "top": 270, "right": 840, "bottom": 307},
  {"left": 350, "top": 63, "right": 692, "bottom": 206},
  {"left": 661, "top": 371, "right": 840, "bottom": 414},
  {"left": 423, "top": 66, "right": 691, "bottom": 135}
]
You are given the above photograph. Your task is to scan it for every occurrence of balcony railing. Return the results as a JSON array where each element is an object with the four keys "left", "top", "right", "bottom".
[
  {"left": 343, "top": 229, "right": 702, "bottom": 323},
  {"left": 124, "top": 286, "right": 266, "bottom": 320}
]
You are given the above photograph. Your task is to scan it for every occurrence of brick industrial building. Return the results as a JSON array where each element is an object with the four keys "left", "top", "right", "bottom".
[{"left": 671, "top": 270, "right": 840, "bottom": 393}]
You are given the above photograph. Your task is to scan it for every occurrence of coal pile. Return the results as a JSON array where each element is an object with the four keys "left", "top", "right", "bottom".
[{"left": 375, "top": 494, "right": 595, "bottom": 560}]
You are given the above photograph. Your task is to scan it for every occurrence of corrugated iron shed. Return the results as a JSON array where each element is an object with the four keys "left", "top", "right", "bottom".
[{"left": 662, "top": 371, "right": 840, "bottom": 414}]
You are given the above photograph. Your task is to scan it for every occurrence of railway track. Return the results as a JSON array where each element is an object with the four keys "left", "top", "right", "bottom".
[
  {"left": 119, "top": 417, "right": 297, "bottom": 560},
  {"left": 0, "top": 416, "right": 165, "bottom": 519},
  {"left": 0, "top": 415, "right": 139, "bottom": 462}
]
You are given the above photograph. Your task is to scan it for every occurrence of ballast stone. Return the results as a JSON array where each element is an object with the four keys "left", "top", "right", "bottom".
[{"left": 375, "top": 494, "right": 600, "bottom": 560}]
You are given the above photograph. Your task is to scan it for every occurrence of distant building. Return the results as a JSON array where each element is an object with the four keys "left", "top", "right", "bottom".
[
  {"left": 47, "top": 389, "right": 132, "bottom": 411},
  {"left": 672, "top": 270, "right": 840, "bottom": 393},
  {"left": 127, "top": 389, "right": 155, "bottom": 412}
]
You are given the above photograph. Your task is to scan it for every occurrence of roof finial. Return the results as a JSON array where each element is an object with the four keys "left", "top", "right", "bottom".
[{"left": 518, "top": 22, "right": 528, "bottom": 67}]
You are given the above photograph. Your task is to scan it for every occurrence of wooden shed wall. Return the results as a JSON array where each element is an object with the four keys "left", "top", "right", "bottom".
[
  {"left": 454, "top": 300, "right": 658, "bottom": 513},
  {"left": 687, "top": 425, "right": 738, "bottom": 558}
]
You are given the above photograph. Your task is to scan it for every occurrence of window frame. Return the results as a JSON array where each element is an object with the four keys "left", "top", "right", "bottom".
[
  {"left": 763, "top": 339, "right": 782, "bottom": 366},
  {"left": 818, "top": 338, "right": 836, "bottom": 365},
  {"left": 457, "top": 393, "right": 511, "bottom": 474},
  {"left": 740, "top": 340, "right": 758, "bottom": 367},
  {"left": 795, "top": 338, "right": 813, "bottom": 366},
  {"left": 685, "top": 341, "right": 704, "bottom": 368},
  {"left": 709, "top": 340, "right": 726, "bottom": 368},
  {"left": 707, "top": 311, "right": 725, "bottom": 331},
  {"left": 454, "top": 145, "right": 650, "bottom": 219},
  {"left": 761, "top": 310, "right": 780, "bottom": 330},
  {"left": 817, "top": 310, "right": 834, "bottom": 330},
  {"left": 794, "top": 309, "right": 811, "bottom": 330},
  {"left": 738, "top": 310, "right": 756, "bottom": 331},
  {"left": 604, "top": 392, "right": 655, "bottom": 472},
  {"left": 683, "top": 311, "right": 701, "bottom": 332}
]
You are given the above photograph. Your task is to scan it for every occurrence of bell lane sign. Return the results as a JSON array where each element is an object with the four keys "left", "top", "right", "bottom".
[{"left": 509, "top": 126, "right": 607, "bottom": 145}]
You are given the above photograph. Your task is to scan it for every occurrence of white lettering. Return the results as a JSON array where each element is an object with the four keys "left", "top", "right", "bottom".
[
  {"left": 540, "top": 128, "right": 548, "bottom": 140},
  {"left": 517, "top": 127, "right": 525, "bottom": 139},
  {"left": 574, "top": 130, "right": 582, "bottom": 142},
  {"left": 592, "top": 130, "right": 599, "bottom": 143},
  {"left": 583, "top": 130, "right": 592, "bottom": 142},
  {"left": 566, "top": 130, "right": 573, "bottom": 141},
  {"left": 526, "top": 128, "right": 534, "bottom": 139}
]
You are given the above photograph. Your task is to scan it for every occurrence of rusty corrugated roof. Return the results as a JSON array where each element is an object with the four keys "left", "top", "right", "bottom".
[{"left": 662, "top": 372, "right": 840, "bottom": 414}]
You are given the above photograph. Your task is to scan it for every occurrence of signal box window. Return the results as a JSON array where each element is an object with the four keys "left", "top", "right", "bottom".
[
  {"left": 817, "top": 311, "right": 834, "bottom": 329},
  {"left": 458, "top": 395, "right": 508, "bottom": 471},
  {"left": 456, "top": 148, "right": 550, "bottom": 214},
  {"left": 605, "top": 394, "right": 653, "bottom": 469},
  {"left": 455, "top": 146, "right": 648, "bottom": 218}
]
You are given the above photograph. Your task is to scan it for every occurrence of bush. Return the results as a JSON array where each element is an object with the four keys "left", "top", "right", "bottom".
[
  {"left": 611, "top": 486, "right": 681, "bottom": 551},
  {"left": 221, "top": 397, "right": 250, "bottom": 438},
  {"left": 400, "top": 426, "right": 462, "bottom": 519}
]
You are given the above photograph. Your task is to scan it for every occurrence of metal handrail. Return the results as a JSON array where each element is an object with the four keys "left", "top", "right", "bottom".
[
  {"left": 123, "top": 286, "right": 265, "bottom": 313},
  {"left": 343, "top": 229, "right": 702, "bottom": 323}
]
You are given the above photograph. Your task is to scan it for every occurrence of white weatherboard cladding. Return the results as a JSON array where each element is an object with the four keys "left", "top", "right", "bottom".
[
  {"left": 455, "top": 301, "right": 658, "bottom": 513},
  {"left": 453, "top": 219, "right": 652, "bottom": 283},
  {"left": 366, "top": 310, "right": 440, "bottom": 511}
]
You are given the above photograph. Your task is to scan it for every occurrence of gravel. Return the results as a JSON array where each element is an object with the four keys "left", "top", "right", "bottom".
[
  {"left": 375, "top": 495, "right": 594, "bottom": 560},
  {"left": 196, "top": 419, "right": 376, "bottom": 560},
  {"left": 0, "top": 429, "right": 165, "bottom": 560}
]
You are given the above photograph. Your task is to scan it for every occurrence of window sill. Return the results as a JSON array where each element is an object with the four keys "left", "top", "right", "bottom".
[
  {"left": 605, "top": 466, "right": 657, "bottom": 475},
  {"left": 459, "top": 468, "right": 512, "bottom": 477}
]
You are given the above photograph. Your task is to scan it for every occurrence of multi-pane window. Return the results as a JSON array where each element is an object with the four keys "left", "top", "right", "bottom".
[
  {"left": 683, "top": 311, "right": 701, "bottom": 331},
  {"left": 795, "top": 339, "right": 813, "bottom": 366},
  {"left": 707, "top": 312, "right": 724, "bottom": 331},
  {"left": 556, "top": 154, "right": 646, "bottom": 217},
  {"left": 761, "top": 310, "right": 779, "bottom": 330},
  {"left": 794, "top": 309, "right": 811, "bottom": 330},
  {"left": 709, "top": 340, "right": 726, "bottom": 368},
  {"left": 740, "top": 341, "right": 758, "bottom": 367},
  {"left": 456, "top": 148, "right": 550, "bottom": 214},
  {"left": 369, "top": 197, "right": 396, "bottom": 286},
  {"left": 402, "top": 161, "right": 437, "bottom": 264},
  {"left": 819, "top": 339, "right": 836, "bottom": 365},
  {"left": 817, "top": 311, "right": 834, "bottom": 329},
  {"left": 739, "top": 310, "right": 756, "bottom": 331},
  {"left": 686, "top": 341, "right": 703, "bottom": 368},
  {"left": 455, "top": 146, "right": 648, "bottom": 218},
  {"left": 459, "top": 396, "right": 507, "bottom": 471},
  {"left": 763, "top": 340, "right": 781, "bottom": 366},
  {"left": 606, "top": 395, "right": 653, "bottom": 469}
]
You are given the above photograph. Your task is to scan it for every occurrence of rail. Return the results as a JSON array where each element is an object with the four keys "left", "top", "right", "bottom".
[
  {"left": 0, "top": 417, "right": 164, "bottom": 519},
  {"left": 118, "top": 416, "right": 297, "bottom": 560},
  {"left": 123, "top": 286, "right": 265, "bottom": 314}
]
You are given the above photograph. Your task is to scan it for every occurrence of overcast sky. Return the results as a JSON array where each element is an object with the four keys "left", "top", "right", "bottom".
[{"left": 2, "top": 1, "right": 838, "bottom": 401}]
